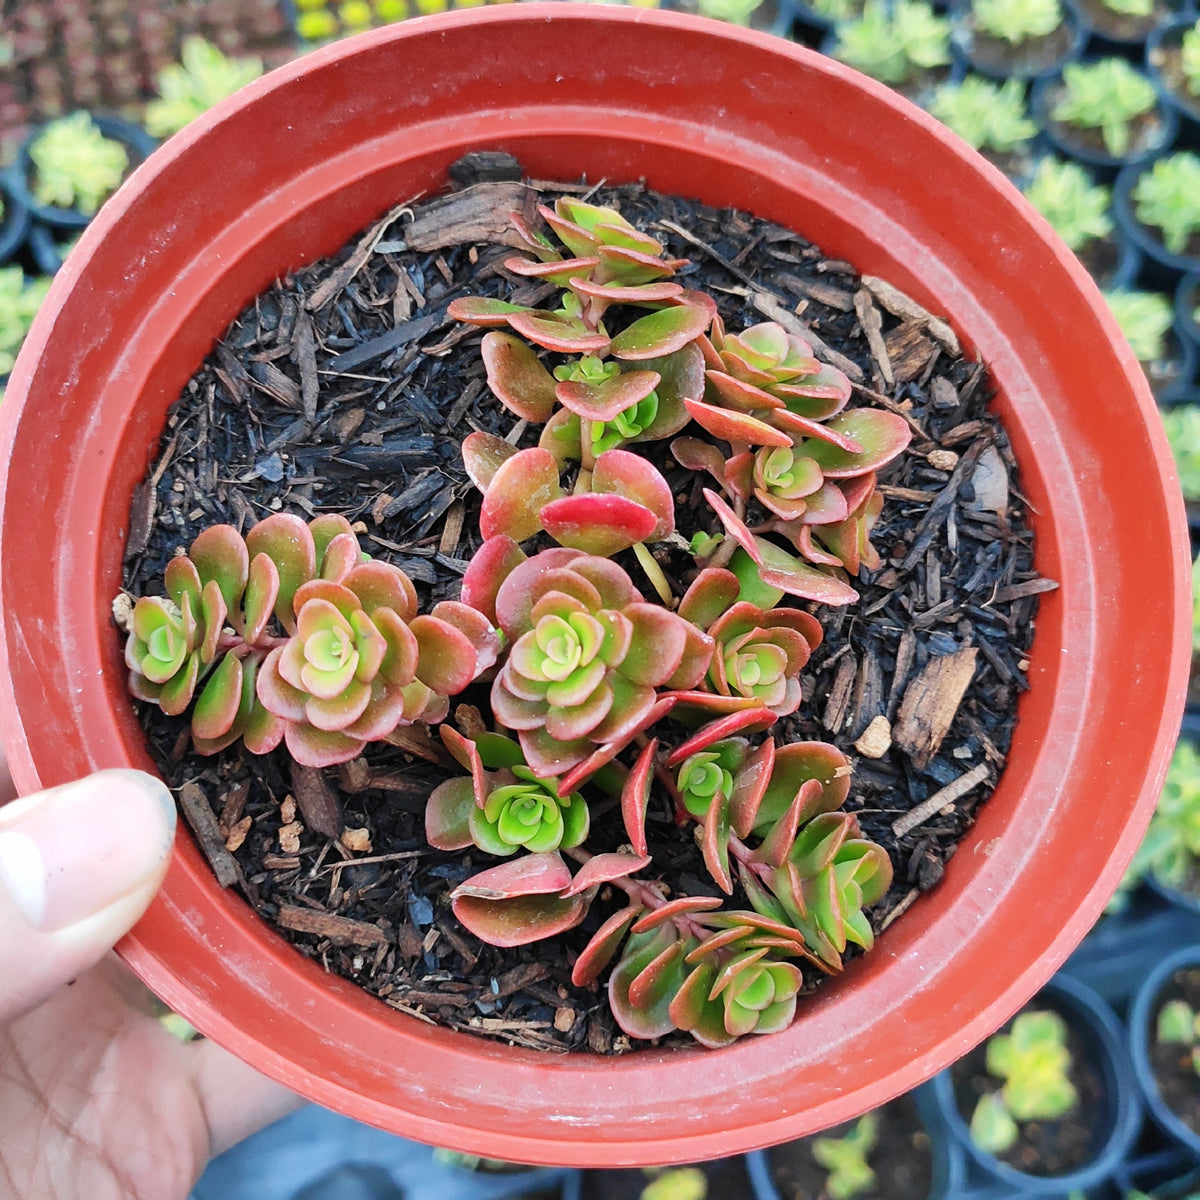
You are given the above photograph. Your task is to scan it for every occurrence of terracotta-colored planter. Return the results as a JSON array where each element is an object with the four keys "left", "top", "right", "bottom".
[{"left": 0, "top": 6, "right": 1189, "bottom": 1167}]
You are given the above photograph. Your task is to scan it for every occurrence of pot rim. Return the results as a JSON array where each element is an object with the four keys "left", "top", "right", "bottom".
[{"left": 0, "top": 6, "right": 1189, "bottom": 1165}]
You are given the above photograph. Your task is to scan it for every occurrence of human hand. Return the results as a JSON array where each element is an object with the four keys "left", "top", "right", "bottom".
[{"left": 0, "top": 764, "right": 301, "bottom": 1199}]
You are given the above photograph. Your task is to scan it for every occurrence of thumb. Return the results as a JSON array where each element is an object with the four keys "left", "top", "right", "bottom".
[{"left": 0, "top": 768, "right": 175, "bottom": 1024}]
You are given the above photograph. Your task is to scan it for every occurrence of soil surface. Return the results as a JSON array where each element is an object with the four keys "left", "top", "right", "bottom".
[
  {"left": 1150, "top": 966, "right": 1200, "bottom": 1135},
  {"left": 1150, "top": 39, "right": 1200, "bottom": 122},
  {"left": 960, "top": 20, "right": 1077, "bottom": 75},
  {"left": 951, "top": 1005, "right": 1108, "bottom": 1177},
  {"left": 767, "top": 1091, "right": 934, "bottom": 1200},
  {"left": 1072, "top": 0, "right": 1177, "bottom": 41},
  {"left": 121, "top": 160, "right": 1047, "bottom": 1053}
]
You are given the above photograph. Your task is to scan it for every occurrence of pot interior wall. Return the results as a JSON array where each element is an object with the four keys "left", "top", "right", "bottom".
[{"left": 0, "top": 8, "right": 1187, "bottom": 1165}]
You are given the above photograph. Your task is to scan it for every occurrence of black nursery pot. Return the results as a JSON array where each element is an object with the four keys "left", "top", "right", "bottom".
[
  {"left": 931, "top": 973, "right": 1143, "bottom": 1196},
  {"left": 7, "top": 113, "right": 157, "bottom": 231},
  {"left": 1177, "top": 271, "right": 1200, "bottom": 360},
  {"left": 1129, "top": 945, "right": 1200, "bottom": 1159},
  {"left": 1065, "top": 0, "right": 1189, "bottom": 57},
  {"left": 1031, "top": 69, "right": 1179, "bottom": 178},
  {"left": 949, "top": 0, "right": 1086, "bottom": 82},
  {"left": 25, "top": 221, "right": 75, "bottom": 276},
  {"left": 0, "top": 173, "right": 30, "bottom": 268},
  {"left": 744, "top": 1082, "right": 965, "bottom": 1200},
  {"left": 564, "top": 1157, "right": 758, "bottom": 1200},
  {"left": 1148, "top": 17, "right": 1200, "bottom": 148},
  {"left": 1114, "top": 156, "right": 1200, "bottom": 289}
]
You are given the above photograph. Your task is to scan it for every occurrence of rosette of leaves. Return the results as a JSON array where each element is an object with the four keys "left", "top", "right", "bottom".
[
  {"left": 449, "top": 197, "right": 711, "bottom": 559},
  {"left": 144, "top": 38, "right": 265, "bottom": 139},
  {"left": 971, "top": 0, "right": 1063, "bottom": 44},
  {"left": 969, "top": 1009, "right": 1078, "bottom": 1154},
  {"left": 1183, "top": 22, "right": 1200, "bottom": 98},
  {"left": 812, "top": 1114, "right": 878, "bottom": 1200},
  {"left": 1157, "top": 997, "right": 1200, "bottom": 1076},
  {"left": 29, "top": 113, "right": 129, "bottom": 216},
  {"left": 480, "top": 547, "right": 712, "bottom": 775},
  {"left": 1022, "top": 159, "right": 1113, "bottom": 255},
  {"left": 832, "top": 0, "right": 952, "bottom": 88},
  {"left": 673, "top": 566, "right": 824, "bottom": 718},
  {"left": 1104, "top": 289, "right": 1174, "bottom": 363},
  {"left": 928, "top": 77, "right": 1038, "bottom": 156},
  {"left": 126, "top": 513, "right": 498, "bottom": 767},
  {"left": 426, "top": 725, "right": 590, "bottom": 857},
  {"left": 1051, "top": 59, "right": 1159, "bottom": 158},
  {"left": 1133, "top": 153, "right": 1200, "bottom": 257}
]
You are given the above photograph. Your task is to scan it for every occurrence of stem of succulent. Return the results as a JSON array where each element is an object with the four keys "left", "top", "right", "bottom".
[{"left": 634, "top": 542, "right": 675, "bottom": 607}]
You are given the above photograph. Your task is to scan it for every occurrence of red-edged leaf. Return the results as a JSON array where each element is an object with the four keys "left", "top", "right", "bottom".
[
  {"left": 684, "top": 397, "right": 792, "bottom": 447},
  {"left": 665, "top": 708, "right": 777, "bottom": 766},
  {"left": 591, "top": 450, "right": 675, "bottom": 543},
  {"left": 503, "top": 254, "right": 600, "bottom": 285},
  {"left": 430, "top": 600, "right": 499, "bottom": 675},
  {"left": 571, "top": 905, "right": 643, "bottom": 987},
  {"left": 671, "top": 435, "right": 727, "bottom": 482},
  {"left": 446, "top": 296, "right": 532, "bottom": 326},
  {"left": 751, "top": 779, "right": 822, "bottom": 869},
  {"left": 752, "top": 535, "right": 859, "bottom": 606},
  {"left": 199, "top": 579, "right": 227, "bottom": 665},
  {"left": 568, "top": 277, "right": 684, "bottom": 304},
  {"left": 319, "top": 532, "right": 361, "bottom": 584},
  {"left": 609, "top": 927, "right": 686, "bottom": 1040},
  {"left": 507, "top": 309, "right": 610, "bottom": 354},
  {"left": 481, "top": 331, "right": 558, "bottom": 422},
  {"left": 632, "top": 896, "right": 724, "bottom": 933},
  {"left": 283, "top": 722, "right": 363, "bottom": 768},
  {"left": 678, "top": 567, "right": 740, "bottom": 630},
  {"left": 438, "top": 723, "right": 490, "bottom": 804},
  {"left": 800, "top": 409, "right": 913, "bottom": 477},
  {"left": 668, "top": 962, "right": 734, "bottom": 1048},
  {"left": 700, "top": 790, "right": 734, "bottom": 895},
  {"left": 703, "top": 489, "right": 761, "bottom": 562},
  {"left": 757, "top": 741, "right": 851, "bottom": 834},
  {"left": 538, "top": 407, "right": 583, "bottom": 467},
  {"left": 540, "top": 493, "right": 657, "bottom": 556},
  {"left": 628, "top": 343, "right": 704, "bottom": 443},
  {"left": 190, "top": 524, "right": 249, "bottom": 618},
  {"left": 246, "top": 513, "right": 317, "bottom": 634},
  {"left": 164, "top": 555, "right": 202, "bottom": 616},
  {"left": 243, "top": 553, "right": 280, "bottom": 647},
  {"left": 452, "top": 851, "right": 573, "bottom": 900},
  {"left": 309, "top": 514, "right": 357, "bottom": 568},
  {"left": 461, "top": 535, "right": 527, "bottom": 626},
  {"left": 479, "top": 447, "right": 563, "bottom": 543},
  {"left": 705, "top": 369, "right": 786, "bottom": 413},
  {"left": 770, "top": 407, "right": 862, "bottom": 451},
  {"left": 730, "top": 736, "right": 775, "bottom": 838},
  {"left": 562, "top": 851, "right": 653, "bottom": 897},
  {"left": 556, "top": 695, "right": 677, "bottom": 794},
  {"left": 609, "top": 302, "right": 712, "bottom": 360},
  {"left": 621, "top": 738, "right": 657, "bottom": 856},
  {"left": 425, "top": 776, "right": 477, "bottom": 851},
  {"left": 555, "top": 369, "right": 660, "bottom": 422},
  {"left": 453, "top": 891, "right": 588, "bottom": 948},
  {"left": 462, "top": 430, "right": 519, "bottom": 493},
  {"left": 191, "top": 650, "right": 242, "bottom": 742},
  {"left": 410, "top": 613, "right": 477, "bottom": 696},
  {"left": 344, "top": 561, "right": 418, "bottom": 623}
]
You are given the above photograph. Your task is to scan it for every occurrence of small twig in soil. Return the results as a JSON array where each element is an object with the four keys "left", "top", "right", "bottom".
[{"left": 892, "top": 762, "right": 992, "bottom": 838}]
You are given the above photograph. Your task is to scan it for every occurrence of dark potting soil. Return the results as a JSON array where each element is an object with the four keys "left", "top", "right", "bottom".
[
  {"left": 962, "top": 22, "right": 1077, "bottom": 75},
  {"left": 1150, "top": 966, "right": 1200, "bottom": 1135},
  {"left": 951, "top": 1010, "right": 1107, "bottom": 1177},
  {"left": 1042, "top": 89, "right": 1171, "bottom": 162},
  {"left": 1072, "top": 0, "right": 1175, "bottom": 40},
  {"left": 767, "top": 1091, "right": 933, "bottom": 1200},
  {"left": 120, "top": 160, "right": 1048, "bottom": 1054},
  {"left": 1150, "top": 41, "right": 1200, "bottom": 121}
]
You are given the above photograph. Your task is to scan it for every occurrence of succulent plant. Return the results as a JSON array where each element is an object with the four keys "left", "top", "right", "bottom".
[
  {"left": 1104, "top": 289, "right": 1174, "bottom": 363},
  {"left": 29, "top": 111, "right": 129, "bottom": 215},
  {"left": 126, "top": 514, "right": 498, "bottom": 766},
  {"left": 640, "top": 1168, "right": 708, "bottom": 1200},
  {"left": 832, "top": 0, "right": 952, "bottom": 87},
  {"left": 1052, "top": 60, "right": 1159, "bottom": 158},
  {"left": 695, "top": 0, "right": 762, "bottom": 22},
  {"left": 1021, "top": 158, "right": 1113, "bottom": 253},
  {"left": 1157, "top": 996, "right": 1200, "bottom": 1077},
  {"left": 970, "top": 1009, "right": 1078, "bottom": 1154},
  {"left": 812, "top": 1113, "right": 879, "bottom": 1200},
  {"left": 1161, "top": 405, "right": 1200, "bottom": 501},
  {"left": 928, "top": 76, "right": 1038, "bottom": 154},
  {"left": 1132, "top": 153, "right": 1200, "bottom": 257},
  {"left": 0, "top": 268, "right": 51, "bottom": 376},
  {"left": 144, "top": 37, "right": 264, "bottom": 138},
  {"left": 1099, "top": 0, "right": 1151, "bottom": 16},
  {"left": 1128, "top": 738, "right": 1200, "bottom": 894},
  {"left": 1182, "top": 21, "right": 1200, "bottom": 97},
  {"left": 970, "top": 0, "right": 1063, "bottom": 43},
  {"left": 485, "top": 548, "right": 711, "bottom": 775}
]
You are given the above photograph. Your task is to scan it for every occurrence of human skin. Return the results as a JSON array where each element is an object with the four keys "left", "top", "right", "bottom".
[{"left": 0, "top": 759, "right": 301, "bottom": 1199}]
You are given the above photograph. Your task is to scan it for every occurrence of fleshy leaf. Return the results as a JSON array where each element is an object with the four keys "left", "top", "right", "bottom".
[
  {"left": 555, "top": 369, "right": 661, "bottom": 423},
  {"left": 591, "top": 450, "right": 675, "bottom": 542},
  {"left": 684, "top": 398, "right": 793, "bottom": 448},
  {"left": 561, "top": 851, "right": 653, "bottom": 897},
  {"left": 243, "top": 552, "right": 280, "bottom": 647},
  {"left": 410, "top": 613, "right": 478, "bottom": 696},
  {"left": 506, "top": 309, "right": 610, "bottom": 354},
  {"left": 246, "top": 513, "right": 317, "bottom": 634},
  {"left": 621, "top": 737, "right": 657, "bottom": 857},
  {"left": 752, "top": 536, "right": 860, "bottom": 606},
  {"left": 461, "top": 430, "right": 520, "bottom": 494},
  {"left": 539, "top": 493, "right": 657, "bottom": 556},
  {"left": 191, "top": 650, "right": 242, "bottom": 742},
  {"left": 631, "top": 896, "right": 724, "bottom": 933},
  {"left": 450, "top": 852, "right": 586, "bottom": 948},
  {"left": 609, "top": 302, "right": 712, "bottom": 360},
  {"left": 481, "top": 331, "right": 559, "bottom": 422},
  {"left": 571, "top": 904, "right": 643, "bottom": 987},
  {"left": 460, "top": 535, "right": 527, "bottom": 626},
  {"left": 425, "top": 776, "right": 477, "bottom": 851},
  {"left": 190, "top": 524, "right": 249, "bottom": 619},
  {"left": 479, "top": 447, "right": 563, "bottom": 543},
  {"left": 799, "top": 409, "right": 913, "bottom": 478},
  {"left": 446, "top": 296, "right": 532, "bottom": 326}
]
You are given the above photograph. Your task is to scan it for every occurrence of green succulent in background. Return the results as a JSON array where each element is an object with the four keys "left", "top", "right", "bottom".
[
  {"left": 143, "top": 37, "right": 264, "bottom": 138},
  {"left": 1182, "top": 21, "right": 1200, "bottom": 97},
  {"left": 1161, "top": 406, "right": 1200, "bottom": 502},
  {"left": 928, "top": 76, "right": 1038, "bottom": 153},
  {"left": 1157, "top": 997, "right": 1200, "bottom": 1077},
  {"left": 1128, "top": 738, "right": 1200, "bottom": 894},
  {"left": 1100, "top": 0, "right": 1151, "bottom": 16},
  {"left": 0, "top": 268, "right": 51, "bottom": 377},
  {"left": 29, "top": 112, "right": 129, "bottom": 215},
  {"left": 832, "top": 0, "right": 951, "bottom": 86},
  {"left": 812, "top": 1114, "right": 879, "bottom": 1200},
  {"left": 970, "top": 1009, "right": 1078, "bottom": 1154},
  {"left": 971, "top": 0, "right": 1063, "bottom": 43},
  {"left": 1103, "top": 289, "right": 1174, "bottom": 363},
  {"left": 640, "top": 1168, "right": 708, "bottom": 1200},
  {"left": 1022, "top": 158, "right": 1113, "bottom": 252},
  {"left": 1052, "top": 59, "right": 1158, "bottom": 157},
  {"left": 809, "top": 0, "right": 864, "bottom": 18},
  {"left": 1193, "top": 555, "right": 1200, "bottom": 654},
  {"left": 695, "top": 0, "right": 763, "bottom": 23},
  {"left": 1133, "top": 153, "right": 1200, "bottom": 256}
]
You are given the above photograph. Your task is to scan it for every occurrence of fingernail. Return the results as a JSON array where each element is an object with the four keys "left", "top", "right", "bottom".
[{"left": 0, "top": 770, "right": 175, "bottom": 932}]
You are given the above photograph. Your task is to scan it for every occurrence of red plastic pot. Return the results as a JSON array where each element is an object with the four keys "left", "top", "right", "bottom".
[{"left": 0, "top": 6, "right": 1189, "bottom": 1167}]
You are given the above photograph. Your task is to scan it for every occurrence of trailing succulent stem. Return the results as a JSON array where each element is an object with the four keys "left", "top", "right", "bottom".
[{"left": 124, "top": 194, "right": 913, "bottom": 1048}]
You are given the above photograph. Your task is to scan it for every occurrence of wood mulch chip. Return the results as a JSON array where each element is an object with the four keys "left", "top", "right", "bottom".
[{"left": 121, "top": 156, "right": 1051, "bottom": 1054}]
